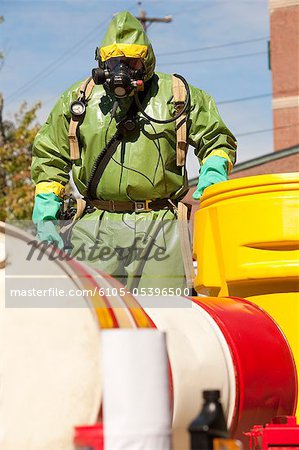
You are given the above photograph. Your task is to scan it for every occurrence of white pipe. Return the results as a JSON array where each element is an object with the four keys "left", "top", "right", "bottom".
[{"left": 102, "top": 329, "right": 172, "bottom": 450}]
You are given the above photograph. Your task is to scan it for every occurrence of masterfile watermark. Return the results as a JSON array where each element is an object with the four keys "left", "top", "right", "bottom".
[
  {"left": 4, "top": 219, "right": 192, "bottom": 308},
  {"left": 9, "top": 286, "right": 191, "bottom": 298},
  {"left": 25, "top": 236, "right": 169, "bottom": 263}
]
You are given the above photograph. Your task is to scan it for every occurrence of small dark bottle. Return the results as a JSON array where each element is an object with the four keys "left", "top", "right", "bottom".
[{"left": 188, "top": 390, "right": 229, "bottom": 450}]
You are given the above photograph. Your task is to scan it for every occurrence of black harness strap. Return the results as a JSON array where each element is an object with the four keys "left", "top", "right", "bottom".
[{"left": 86, "top": 130, "right": 123, "bottom": 200}]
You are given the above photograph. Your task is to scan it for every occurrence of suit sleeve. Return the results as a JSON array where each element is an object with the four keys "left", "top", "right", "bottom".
[
  {"left": 31, "top": 88, "right": 74, "bottom": 192},
  {"left": 188, "top": 85, "right": 237, "bottom": 172}
]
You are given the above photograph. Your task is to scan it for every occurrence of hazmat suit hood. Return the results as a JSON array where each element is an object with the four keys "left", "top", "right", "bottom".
[{"left": 98, "top": 11, "right": 156, "bottom": 82}]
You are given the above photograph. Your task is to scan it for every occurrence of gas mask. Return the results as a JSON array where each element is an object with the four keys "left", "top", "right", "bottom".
[{"left": 92, "top": 57, "right": 145, "bottom": 98}]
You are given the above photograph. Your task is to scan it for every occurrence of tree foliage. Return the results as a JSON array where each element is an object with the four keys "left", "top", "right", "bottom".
[{"left": 0, "top": 99, "right": 41, "bottom": 221}]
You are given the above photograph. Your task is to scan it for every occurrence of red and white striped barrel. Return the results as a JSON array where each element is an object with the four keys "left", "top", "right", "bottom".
[
  {"left": 1, "top": 223, "right": 297, "bottom": 450},
  {"left": 138, "top": 295, "right": 298, "bottom": 447}
]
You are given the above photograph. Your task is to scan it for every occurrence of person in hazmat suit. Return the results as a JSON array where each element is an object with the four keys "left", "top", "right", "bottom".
[{"left": 31, "top": 11, "right": 237, "bottom": 292}]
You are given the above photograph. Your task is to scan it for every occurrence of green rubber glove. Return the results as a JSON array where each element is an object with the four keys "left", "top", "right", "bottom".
[
  {"left": 192, "top": 156, "right": 228, "bottom": 200},
  {"left": 32, "top": 192, "right": 64, "bottom": 249}
]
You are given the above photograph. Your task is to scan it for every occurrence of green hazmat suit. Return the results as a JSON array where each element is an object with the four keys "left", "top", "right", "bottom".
[{"left": 31, "top": 11, "right": 237, "bottom": 292}]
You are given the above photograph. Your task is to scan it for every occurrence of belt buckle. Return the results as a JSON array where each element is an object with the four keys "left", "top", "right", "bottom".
[{"left": 135, "top": 200, "right": 151, "bottom": 212}]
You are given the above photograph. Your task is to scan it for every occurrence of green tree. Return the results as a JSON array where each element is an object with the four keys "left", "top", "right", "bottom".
[
  {"left": 0, "top": 101, "right": 41, "bottom": 221},
  {"left": 0, "top": 15, "right": 41, "bottom": 221}
]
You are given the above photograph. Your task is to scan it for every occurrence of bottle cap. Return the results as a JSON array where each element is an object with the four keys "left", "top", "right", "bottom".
[{"left": 203, "top": 390, "right": 221, "bottom": 401}]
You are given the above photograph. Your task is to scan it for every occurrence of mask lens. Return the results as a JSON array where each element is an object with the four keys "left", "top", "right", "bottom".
[
  {"left": 105, "top": 57, "right": 144, "bottom": 71},
  {"left": 126, "top": 58, "right": 144, "bottom": 70},
  {"left": 105, "top": 58, "right": 120, "bottom": 70}
]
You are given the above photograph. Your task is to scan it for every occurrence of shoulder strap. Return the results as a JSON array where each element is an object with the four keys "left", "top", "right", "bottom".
[
  {"left": 68, "top": 77, "right": 95, "bottom": 161},
  {"left": 172, "top": 74, "right": 188, "bottom": 167}
]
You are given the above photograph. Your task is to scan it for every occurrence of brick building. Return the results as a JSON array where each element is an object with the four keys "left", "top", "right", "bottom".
[
  {"left": 187, "top": 0, "right": 299, "bottom": 212},
  {"left": 270, "top": 0, "right": 299, "bottom": 150}
]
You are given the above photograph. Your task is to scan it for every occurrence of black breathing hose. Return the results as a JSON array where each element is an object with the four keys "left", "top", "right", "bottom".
[{"left": 134, "top": 73, "right": 190, "bottom": 124}]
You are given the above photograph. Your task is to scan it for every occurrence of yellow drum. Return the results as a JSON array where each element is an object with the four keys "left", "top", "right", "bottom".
[{"left": 193, "top": 172, "right": 299, "bottom": 414}]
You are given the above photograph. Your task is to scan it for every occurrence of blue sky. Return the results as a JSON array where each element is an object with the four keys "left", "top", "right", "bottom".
[{"left": 0, "top": 0, "right": 272, "bottom": 179}]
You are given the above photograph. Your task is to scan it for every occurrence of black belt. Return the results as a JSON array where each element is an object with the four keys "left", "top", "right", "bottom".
[{"left": 89, "top": 198, "right": 176, "bottom": 213}]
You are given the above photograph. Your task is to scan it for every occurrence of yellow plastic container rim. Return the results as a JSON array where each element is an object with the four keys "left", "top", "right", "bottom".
[{"left": 200, "top": 172, "right": 299, "bottom": 208}]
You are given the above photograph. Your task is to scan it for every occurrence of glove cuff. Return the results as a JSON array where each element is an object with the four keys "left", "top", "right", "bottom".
[{"left": 32, "top": 192, "right": 63, "bottom": 224}]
